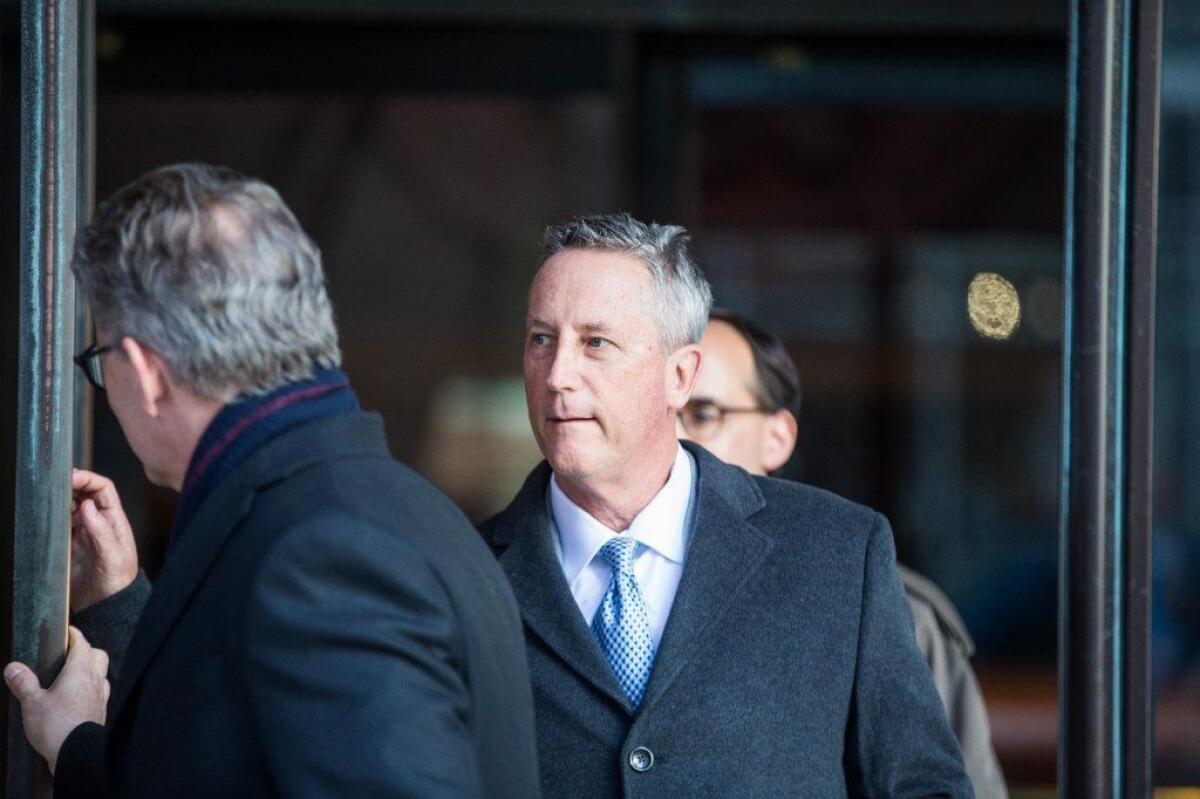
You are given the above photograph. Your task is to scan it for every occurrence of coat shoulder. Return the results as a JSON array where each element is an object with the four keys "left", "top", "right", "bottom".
[
  {"left": 250, "top": 440, "right": 504, "bottom": 594},
  {"left": 750, "top": 474, "right": 881, "bottom": 546}
]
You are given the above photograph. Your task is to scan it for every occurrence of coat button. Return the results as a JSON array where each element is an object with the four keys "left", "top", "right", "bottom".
[{"left": 628, "top": 747, "right": 654, "bottom": 772}]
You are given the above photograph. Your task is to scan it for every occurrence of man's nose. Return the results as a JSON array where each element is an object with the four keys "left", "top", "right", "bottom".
[{"left": 545, "top": 344, "right": 581, "bottom": 392}]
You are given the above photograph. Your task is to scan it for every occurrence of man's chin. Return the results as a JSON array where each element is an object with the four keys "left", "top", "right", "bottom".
[
  {"left": 542, "top": 444, "right": 597, "bottom": 482},
  {"left": 142, "top": 463, "right": 176, "bottom": 490}
]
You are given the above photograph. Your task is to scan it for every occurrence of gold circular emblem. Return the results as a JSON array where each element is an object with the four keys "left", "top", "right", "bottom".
[{"left": 967, "top": 272, "right": 1021, "bottom": 341}]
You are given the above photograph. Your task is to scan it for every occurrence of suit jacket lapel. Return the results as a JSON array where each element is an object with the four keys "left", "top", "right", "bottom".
[
  {"left": 639, "top": 444, "right": 774, "bottom": 714},
  {"left": 495, "top": 466, "right": 631, "bottom": 713}
]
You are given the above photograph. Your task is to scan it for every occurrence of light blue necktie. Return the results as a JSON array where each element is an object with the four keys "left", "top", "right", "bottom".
[{"left": 591, "top": 536, "right": 656, "bottom": 708}]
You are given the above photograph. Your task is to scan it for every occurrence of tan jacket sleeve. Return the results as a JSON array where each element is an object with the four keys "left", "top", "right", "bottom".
[{"left": 902, "top": 565, "right": 1009, "bottom": 799}]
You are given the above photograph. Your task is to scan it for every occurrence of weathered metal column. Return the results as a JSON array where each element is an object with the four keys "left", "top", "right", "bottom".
[
  {"left": 7, "top": 0, "right": 80, "bottom": 795},
  {"left": 72, "top": 0, "right": 93, "bottom": 471},
  {"left": 1060, "top": 0, "right": 1160, "bottom": 795},
  {"left": 0, "top": 17, "right": 21, "bottom": 794}
]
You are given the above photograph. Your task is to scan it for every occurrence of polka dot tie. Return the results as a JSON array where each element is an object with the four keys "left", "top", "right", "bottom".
[{"left": 591, "top": 536, "right": 656, "bottom": 708}]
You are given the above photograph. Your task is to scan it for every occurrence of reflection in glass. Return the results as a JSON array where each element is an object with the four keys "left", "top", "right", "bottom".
[
  {"left": 967, "top": 272, "right": 1021, "bottom": 341},
  {"left": 1154, "top": 0, "right": 1200, "bottom": 786}
]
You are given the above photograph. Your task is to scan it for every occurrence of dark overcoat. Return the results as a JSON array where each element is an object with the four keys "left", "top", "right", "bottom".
[
  {"left": 479, "top": 441, "right": 972, "bottom": 798},
  {"left": 62, "top": 412, "right": 540, "bottom": 799}
]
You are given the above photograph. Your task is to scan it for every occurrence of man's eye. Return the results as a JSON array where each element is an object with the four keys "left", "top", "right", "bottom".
[
  {"left": 530, "top": 333, "right": 551, "bottom": 346},
  {"left": 586, "top": 337, "right": 608, "bottom": 349}
]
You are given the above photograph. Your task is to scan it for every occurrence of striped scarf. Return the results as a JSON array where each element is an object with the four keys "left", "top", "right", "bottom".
[{"left": 171, "top": 367, "right": 359, "bottom": 544}]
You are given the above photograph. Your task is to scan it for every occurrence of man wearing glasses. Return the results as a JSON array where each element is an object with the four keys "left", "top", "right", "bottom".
[
  {"left": 4, "top": 163, "right": 540, "bottom": 798},
  {"left": 680, "top": 308, "right": 1008, "bottom": 799},
  {"left": 480, "top": 213, "right": 970, "bottom": 797}
]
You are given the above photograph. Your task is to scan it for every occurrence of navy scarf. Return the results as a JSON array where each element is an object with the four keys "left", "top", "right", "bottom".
[{"left": 171, "top": 367, "right": 360, "bottom": 544}]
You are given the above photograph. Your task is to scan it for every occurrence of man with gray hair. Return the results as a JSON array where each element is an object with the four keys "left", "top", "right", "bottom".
[
  {"left": 4, "top": 163, "right": 540, "bottom": 797},
  {"left": 480, "top": 212, "right": 971, "bottom": 796}
]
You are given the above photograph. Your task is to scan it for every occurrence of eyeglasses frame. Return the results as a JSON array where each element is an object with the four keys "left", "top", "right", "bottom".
[
  {"left": 73, "top": 342, "right": 113, "bottom": 391},
  {"left": 677, "top": 398, "right": 771, "bottom": 439}
]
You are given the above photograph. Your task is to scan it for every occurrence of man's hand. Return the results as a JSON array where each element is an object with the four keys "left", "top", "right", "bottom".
[
  {"left": 71, "top": 468, "right": 139, "bottom": 612},
  {"left": 5, "top": 627, "right": 111, "bottom": 775}
]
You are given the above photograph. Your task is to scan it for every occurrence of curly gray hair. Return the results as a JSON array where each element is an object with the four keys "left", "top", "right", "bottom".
[
  {"left": 72, "top": 163, "right": 340, "bottom": 400},
  {"left": 540, "top": 212, "right": 713, "bottom": 350}
]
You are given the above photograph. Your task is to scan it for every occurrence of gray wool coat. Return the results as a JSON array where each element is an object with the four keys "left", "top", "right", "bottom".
[{"left": 479, "top": 441, "right": 972, "bottom": 798}]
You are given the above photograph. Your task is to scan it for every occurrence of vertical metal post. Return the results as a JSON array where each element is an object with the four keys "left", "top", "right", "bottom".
[
  {"left": 73, "top": 0, "right": 93, "bottom": 470},
  {"left": 1060, "top": 0, "right": 1160, "bottom": 795},
  {"left": 8, "top": 1, "right": 79, "bottom": 796},
  {"left": 1121, "top": 0, "right": 1160, "bottom": 793},
  {"left": 0, "top": 12, "right": 22, "bottom": 791}
]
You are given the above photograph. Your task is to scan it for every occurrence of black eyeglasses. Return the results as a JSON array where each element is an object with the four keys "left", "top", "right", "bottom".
[
  {"left": 73, "top": 343, "right": 113, "bottom": 390},
  {"left": 677, "top": 398, "right": 769, "bottom": 440}
]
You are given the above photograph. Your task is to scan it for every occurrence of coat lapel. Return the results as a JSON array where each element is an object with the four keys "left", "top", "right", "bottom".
[
  {"left": 109, "top": 476, "right": 254, "bottom": 723},
  {"left": 638, "top": 444, "right": 774, "bottom": 714},
  {"left": 494, "top": 466, "right": 631, "bottom": 713}
]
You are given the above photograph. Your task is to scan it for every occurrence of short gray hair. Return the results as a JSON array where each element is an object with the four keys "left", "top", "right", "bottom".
[
  {"left": 540, "top": 212, "right": 713, "bottom": 349},
  {"left": 72, "top": 163, "right": 340, "bottom": 400}
]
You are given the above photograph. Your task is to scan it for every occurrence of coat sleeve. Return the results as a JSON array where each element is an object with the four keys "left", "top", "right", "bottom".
[
  {"left": 911, "top": 596, "right": 1008, "bottom": 799},
  {"left": 243, "top": 520, "right": 482, "bottom": 798},
  {"left": 53, "top": 722, "right": 112, "bottom": 799},
  {"left": 845, "top": 513, "right": 974, "bottom": 798},
  {"left": 54, "top": 575, "right": 151, "bottom": 797},
  {"left": 71, "top": 570, "right": 152, "bottom": 682}
]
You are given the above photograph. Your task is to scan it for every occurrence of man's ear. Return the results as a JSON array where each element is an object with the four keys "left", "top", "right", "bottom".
[
  {"left": 666, "top": 344, "right": 703, "bottom": 411},
  {"left": 120, "top": 337, "right": 169, "bottom": 418},
  {"left": 761, "top": 409, "right": 799, "bottom": 474}
]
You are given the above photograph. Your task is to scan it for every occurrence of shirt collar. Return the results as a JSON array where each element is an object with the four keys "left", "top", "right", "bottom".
[{"left": 551, "top": 444, "right": 695, "bottom": 585}]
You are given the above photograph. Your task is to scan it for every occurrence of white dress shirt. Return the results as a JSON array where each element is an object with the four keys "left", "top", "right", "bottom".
[{"left": 550, "top": 444, "right": 695, "bottom": 649}]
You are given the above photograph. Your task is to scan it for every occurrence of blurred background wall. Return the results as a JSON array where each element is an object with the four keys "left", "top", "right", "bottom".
[{"left": 2, "top": 1, "right": 1198, "bottom": 793}]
